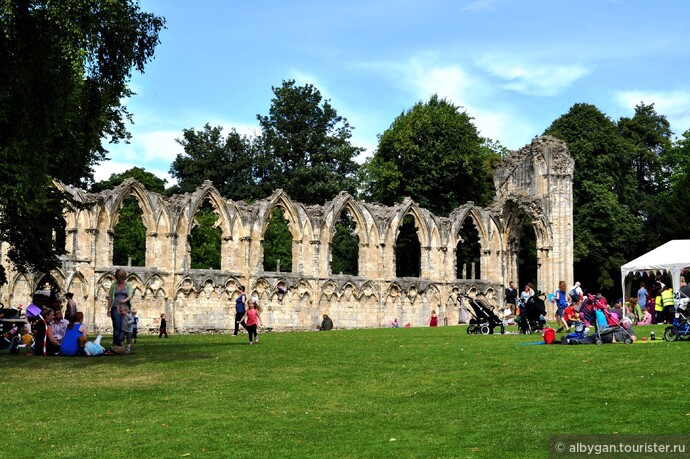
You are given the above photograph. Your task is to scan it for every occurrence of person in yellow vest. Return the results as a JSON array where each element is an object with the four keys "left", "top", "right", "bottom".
[{"left": 658, "top": 286, "right": 674, "bottom": 324}]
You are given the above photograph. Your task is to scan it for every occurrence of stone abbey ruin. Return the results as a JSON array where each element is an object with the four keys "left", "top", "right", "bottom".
[{"left": 0, "top": 136, "right": 574, "bottom": 334}]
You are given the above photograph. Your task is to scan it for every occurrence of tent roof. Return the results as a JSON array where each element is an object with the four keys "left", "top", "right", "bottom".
[{"left": 621, "top": 239, "right": 690, "bottom": 277}]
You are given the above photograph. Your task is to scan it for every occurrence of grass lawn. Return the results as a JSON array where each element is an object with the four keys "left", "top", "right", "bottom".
[{"left": 0, "top": 324, "right": 686, "bottom": 458}]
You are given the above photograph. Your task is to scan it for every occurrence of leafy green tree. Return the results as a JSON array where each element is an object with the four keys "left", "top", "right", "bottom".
[
  {"left": 112, "top": 197, "right": 146, "bottom": 267},
  {"left": 170, "top": 124, "right": 260, "bottom": 200},
  {"left": 618, "top": 103, "right": 673, "bottom": 199},
  {"left": 395, "top": 215, "right": 420, "bottom": 277},
  {"left": 263, "top": 208, "right": 292, "bottom": 272},
  {"left": 456, "top": 219, "right": 480, "bottom": 280},
  {"left": 91, "top": 167, "right": 166, "bottom": 267},
  {"left": 91, "top": 167, "right": 167, "bottom": 193},
  {"left": 650, "top": 129, "right": 690, "bottom": 243},
  {"left": 331, "top": 211, "right": 358, "bottom": 276},
  {"left": 255, "top": 80, "right": 363, "bottom": 204},
  {"left": 617, "top": 103, "right": 674, "bottom": 250},
  {"left": 189, "top": 203, "right": 221, "bottom": 270},
  {"left": 0, "top": 0, "right": 164, "bottom": 283},
  {"left": 361, "top": 95, "right": 499, "bottom": 215},
  {"left": 544, "top": 103, "right": 642, "bottom": 292}
]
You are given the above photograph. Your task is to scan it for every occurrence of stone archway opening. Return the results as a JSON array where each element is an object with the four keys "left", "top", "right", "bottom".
[
  {"left": 54, "top": 216, "right": 67, "bottom": 256},
  {"left": 263, "top": 207, "right": 293, "bottom": 272},
  {"left": 518, "top": 218, "right": 538, "bottom": 292},
  {"left": 189, "top": 200, "right": 221, "bottom": 269},
  {"left": 456, "top": 217, "right": 481, "bottom": 280},
  {"left": 112, "top": 195, "right": 146, "bottom": 267},
  {"left": 331, "top": 209, "right": 359, "bottom": 276},
  {"left": 395, "top": 214, "right": 420, "bottom": 278}
]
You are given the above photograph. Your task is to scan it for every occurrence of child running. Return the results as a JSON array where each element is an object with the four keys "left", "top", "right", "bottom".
[{"left": 241, "top": 301, "right": 263, "bottom": 345}]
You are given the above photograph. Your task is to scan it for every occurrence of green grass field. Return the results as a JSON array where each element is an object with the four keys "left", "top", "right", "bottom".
[{"left": 0, "top": 324, "right": 686, "bottom": 458}]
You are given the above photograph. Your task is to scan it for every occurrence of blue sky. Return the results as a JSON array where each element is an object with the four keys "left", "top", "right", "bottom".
[{"left": 100, "top": 0, "right": 690, "bottom": 185}]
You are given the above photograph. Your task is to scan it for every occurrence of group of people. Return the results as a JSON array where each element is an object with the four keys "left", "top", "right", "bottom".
[
  {"left": 505, "top": 279, "right": 643, "bottom": 343},
  {"left": 24, "top": 268, "right": 164, "bottom": 356},
  {"left": 635, "top": 274, "right": 687, "bottom": 325},
  {"left": 30, "top": 305, "right": 107, "bottom": 356},
  {"left": 389, "top": 310, "right": 439, "bottom": 328}
]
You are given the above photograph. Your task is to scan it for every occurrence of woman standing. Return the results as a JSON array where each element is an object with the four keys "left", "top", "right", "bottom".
[
  {"left": 429, "top": 310, "right": 438, "bottom": 327},
  {"left": 554, "top": 280, "right": 569, "bottom": 333},
  {"left": 520, "top": 283, "right": 534, "bottom": 304},
  {"left": 107, "top": 269, "right": 133, "bottom": 347}
]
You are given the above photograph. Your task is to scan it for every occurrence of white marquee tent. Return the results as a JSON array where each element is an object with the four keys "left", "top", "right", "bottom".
[{"left": 620, "top": 240, "right": 690, "bottom": 295}]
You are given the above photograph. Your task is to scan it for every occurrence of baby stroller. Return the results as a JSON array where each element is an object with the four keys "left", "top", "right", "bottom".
[
  {"left": 1, "top": 303, "right": 24, "bottom": 355},
  {"left": 664, "top": 293, "right": 690, "bottom": 341},
  {"left": 580, "top": 294, "right": 633, "bottom": 345},
  {"left": 516, "top": 295, "right": 546, "bottom": 334},
  {"left": 466, "top": 299, "right": 505, "bottom": 335}
]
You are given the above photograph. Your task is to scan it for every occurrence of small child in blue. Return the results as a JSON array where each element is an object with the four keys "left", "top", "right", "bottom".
[
  {"left": 79, "top": 335, "right": 105, "bottom": 356},
  {"left": 131, "top": 309, "right": 139, "bottom": 344},
  {"left": 119, "top": 305, "right": 134, "bottom": 353}
]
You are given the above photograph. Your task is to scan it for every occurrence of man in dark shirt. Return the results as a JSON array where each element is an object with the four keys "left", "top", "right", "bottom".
[{"left": 320, "top": 314, "right": 333, "bottom": 331}]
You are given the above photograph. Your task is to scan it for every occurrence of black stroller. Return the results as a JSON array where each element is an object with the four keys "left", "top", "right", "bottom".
[
  {"left": 0, "top": 303, "right": 23, "bottom": 354},
  {"left": 516, "top": 295, "right": 547, "bottom": 334},
  {"left": 466, "top": 299, "right": 505, "bottom": 335}
]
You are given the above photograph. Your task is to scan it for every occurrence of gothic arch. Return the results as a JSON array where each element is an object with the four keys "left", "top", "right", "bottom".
[
  {"left": 389, "top": 201, "right": 430, "bottom": 247},
  {"left": 184, "top": 186, "right": 232, "bottom": 239},
  {"left": 451, "top": 208, "right": 489, "bottom": 246},
  {"left": 259, "top": 190, "right": 302, "bottom": 241},
  {"left": 326, "top": 194, "right": 369, "bottom": 245},
  {"left": 109, "top": 180, "right": 155, "bottom": 232},
  {"left": 65, "top": 271, "right": 89, "bottom": 299}
]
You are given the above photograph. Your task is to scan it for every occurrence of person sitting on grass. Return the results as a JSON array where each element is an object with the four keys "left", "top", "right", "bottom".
[
  {"left": 79, "top": 335, "right": 105, "bottom": 356},
  {"left": 320, "top": 314, "right": 333, "bottom": 331},
  {"left": 601, "top": 319, "right": 637, "bottom": 343},
  {"left": 390, "top": 317, "right": 400, "bottom": 328},
  {"left": 563, "top": 301, "right": 580, "bottom": 332},
  {"left": 638, "top": 308, "right": 653, "bottom": 325},
  {"left": 60, "top": 312, "right": 86, "bottom": 356},
  {"left": 33, "top": 308, "right": 61, "bottom": 356}
]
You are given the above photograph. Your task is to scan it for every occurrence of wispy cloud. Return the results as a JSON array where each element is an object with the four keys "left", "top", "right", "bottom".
[
  {"left": 356, "top": 53, "right": 536, "bottom": 149},
  {"left": 476, "top": 55, "right": 592, "bottom": 96},
  {"left": 462, "top": 0, "right": 507, "bottom": 13}
]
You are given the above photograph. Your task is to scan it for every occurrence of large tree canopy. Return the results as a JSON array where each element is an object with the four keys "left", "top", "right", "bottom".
[
  {"left": 255, "top": 80, "right": 363, "bottom": 205},
  {"left": 0, "top": 0, "right": 164, "bottom": 283},
  {"left": 170, "top": 124, "right": 260, "bottom": 201},
  {"left": 544, "top": 103, "right": 642, "bottom": 291},
  {"left": 360, "top": 95, "right": 500, "bottom": 215}
]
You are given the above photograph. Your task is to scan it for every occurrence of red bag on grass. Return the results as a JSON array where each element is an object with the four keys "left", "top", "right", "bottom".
[{"left": 543, "top": 327, "right": 556, "bottom": 344}]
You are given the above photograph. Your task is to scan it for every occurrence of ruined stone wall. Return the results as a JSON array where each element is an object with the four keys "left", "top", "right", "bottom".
[{"left": 0, "top": 136, "right": 574, "bottom": 332}]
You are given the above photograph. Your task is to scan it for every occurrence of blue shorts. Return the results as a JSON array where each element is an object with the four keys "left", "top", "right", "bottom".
[{"left": 556, "top": 307, "right": 566, "bottom": 317}]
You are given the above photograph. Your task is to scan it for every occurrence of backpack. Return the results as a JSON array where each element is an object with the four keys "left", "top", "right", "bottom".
[
  {"left": 570, "top": 288, "right": 580, "bottom": 302},
  {"left": 543, "top": 327, "right": 556, "bottom": 344}
]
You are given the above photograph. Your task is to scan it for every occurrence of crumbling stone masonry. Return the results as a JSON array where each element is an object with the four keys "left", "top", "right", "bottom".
[{"left": 0, "top": 136, "right": 573, "bottom": 333}]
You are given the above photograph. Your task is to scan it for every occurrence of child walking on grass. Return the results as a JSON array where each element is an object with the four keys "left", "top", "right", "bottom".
[
  {"left": 119, "top": 305, "right": 134, "bottom": 353},
  {"left": 241, "top": 301, "right": 262, "bottom": 344}
]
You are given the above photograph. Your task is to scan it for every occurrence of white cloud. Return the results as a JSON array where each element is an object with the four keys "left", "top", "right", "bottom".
[
  {"left": 614, "top": 89, "right": 690, "bottom": 136},
  {"left": 476, "top": 55, "right": 592, "bottom": 96},
  {"left": 385, "top": 55, "right": 536, "bottom": 148},
  {"left": 462, "top": 0, "right": 507, "bottom": 13}
]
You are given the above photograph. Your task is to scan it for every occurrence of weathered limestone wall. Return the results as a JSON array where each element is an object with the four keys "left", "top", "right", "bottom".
[{"left": 0, "top": 136, "right": 574, "bottom": 333}]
